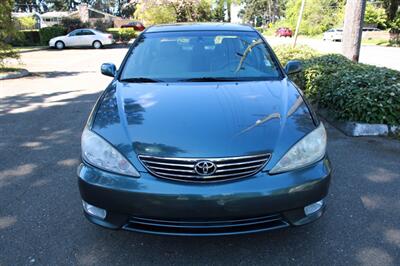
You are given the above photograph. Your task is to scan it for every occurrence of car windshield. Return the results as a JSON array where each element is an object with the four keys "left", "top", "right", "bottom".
[{"left": 120, "top": 31, "right": 282, "bottom": 82}]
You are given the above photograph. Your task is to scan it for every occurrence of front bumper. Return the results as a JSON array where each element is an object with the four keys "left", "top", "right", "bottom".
[{"left": 78, "top": 158, "right": 331, "bottom": 236}]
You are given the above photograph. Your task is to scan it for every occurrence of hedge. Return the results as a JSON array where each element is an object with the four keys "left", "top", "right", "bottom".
[
  {"left": 106, "top": 28, "right": 137, "bottom": 42},
  {"left": 9, "top": 30, "right": 40, "bottom": 46},
  {"left": 39, "top": 26, "right": 67, "bottom": 45},
  {"left": 273, "top": 44, "right": 400, "bottom": 125}
]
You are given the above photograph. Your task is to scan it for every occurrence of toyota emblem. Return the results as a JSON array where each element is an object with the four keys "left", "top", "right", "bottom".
[{"left": 194, "top": 160, "right": 217, "bottom": 176}]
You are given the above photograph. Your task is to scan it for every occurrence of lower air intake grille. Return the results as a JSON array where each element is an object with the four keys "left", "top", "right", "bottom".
[
  {"left": 123, "top": 214, "right": 288, "bottom": 236},
  {"left": 138, "top": 153, "right": 271, "bottom": 182}
]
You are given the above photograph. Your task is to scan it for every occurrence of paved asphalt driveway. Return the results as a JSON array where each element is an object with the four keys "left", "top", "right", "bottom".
[{"left": 1, "top": 48, "right": 400, "bottom": 265}]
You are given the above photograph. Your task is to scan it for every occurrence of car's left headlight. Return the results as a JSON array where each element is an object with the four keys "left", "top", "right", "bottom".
[
  {"left": 81, "top": 128, "right": 140, "bottom": 177},
  {"left": 270, "top": 123, "right": 327, "bottom": 174}
]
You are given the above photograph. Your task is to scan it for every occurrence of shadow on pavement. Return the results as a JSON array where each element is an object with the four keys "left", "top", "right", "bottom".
[{"left": 29, "top": 71, "right": 95, "bottom": 79}]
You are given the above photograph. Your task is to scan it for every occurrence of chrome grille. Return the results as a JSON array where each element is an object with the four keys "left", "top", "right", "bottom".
[{"left": 138, "top": 154, "right": 271, "bottom": 182}]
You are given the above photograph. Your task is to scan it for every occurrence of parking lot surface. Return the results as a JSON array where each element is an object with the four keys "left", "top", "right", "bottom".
[{"left": 1, "top": 48, "right": 400, "bottom": 265}]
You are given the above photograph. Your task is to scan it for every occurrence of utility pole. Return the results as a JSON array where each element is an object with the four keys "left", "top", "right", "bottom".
[
  {"left": 293, "top": 0, "right": 306, "bottom": 48},
  {"left": 342, "top": 0, "right": 367, "bottom": 62}
]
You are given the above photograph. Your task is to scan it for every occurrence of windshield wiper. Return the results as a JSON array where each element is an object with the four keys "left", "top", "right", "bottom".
[
  {"left": 120, "top": 77, "right": 161, "bottom": 83},
  {"left": 180, "top": 77, "right": 240, "bottom": 82}
]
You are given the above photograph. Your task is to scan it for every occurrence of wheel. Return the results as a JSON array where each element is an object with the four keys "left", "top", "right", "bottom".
[
  {"left": 55, "top": 41, "right": 65, "bottom": 50},
  {"left": 93, "top": 41, "right": 102, "bottom": 49}
]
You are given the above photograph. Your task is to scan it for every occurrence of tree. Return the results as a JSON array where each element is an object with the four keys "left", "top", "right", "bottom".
[
  {"left": 284, "top": 0, "right": 344, "bottom": 35},
  {"left": 197, "top": 0, "right": 213, "bottom": 22},
  {"left": 13, "top": 0, "right": 48, "bottom": 12},
  {"left": 38, "top": 0, "right": 80, "bottom": 11},
  {"left": 135, "top": 3, "right": 177, "bottom": 25},
  {"left": 1, "top": 0, "right": 19, "bottom": 66},
  {"left": 342, "top": 0, "right": 366, "bottom": 62},
  {"left": 382, "top": 0, "right": 400, "bottom": 21},
  {"left": 47, "top": 0, "right": 68, "bottom": 11},
  {"left": 364, "top": 2, "right": 387, "bottom": 28},
  {"left": 121, "top": 1, "right": 137, "bottom": 18},
  {"left": 212, "top": 0, "right": 225, "bottom": 21},
  {"left": 241, "top": 0, "right": 287, "bottom": 25},
  {"left": 135, "top": 0, "right": 216, "bottom": 24},
  {"left": 15, "top": 16, "right": 37, "bottom": 30}
]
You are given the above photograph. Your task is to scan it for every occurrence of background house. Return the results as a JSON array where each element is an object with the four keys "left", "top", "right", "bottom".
[
  {"left": 14, "top": 4, "right": 118, "bottom": 29},
  {"left": 40, "top": 11, "right": 70, "bottom": 27},
  {"left": 75, "top": 4, "right": 116, "bottom": 25}
]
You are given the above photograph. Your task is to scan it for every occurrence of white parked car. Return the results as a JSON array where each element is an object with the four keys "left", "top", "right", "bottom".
[
  {"left": 49, "top": 29, "right": 114, "bottom": 49},
  {"left": 323, "top": 29, "right": 343, "bottom": 41}
]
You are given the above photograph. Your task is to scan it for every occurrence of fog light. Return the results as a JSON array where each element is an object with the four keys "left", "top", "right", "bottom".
[
  {"left": 304, "top": 200, "right": 324, "bottom": 216},
  {"left": 82, "top": 201, "right": 107, "bottom": 219}
]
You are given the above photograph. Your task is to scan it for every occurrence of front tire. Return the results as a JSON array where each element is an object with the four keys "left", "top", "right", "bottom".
[
  {"left": 55, "top": 41, "right": 65, "bottom": 50},
  {"left": 93, "top": 41, "right": 102, "bottom": 49}
]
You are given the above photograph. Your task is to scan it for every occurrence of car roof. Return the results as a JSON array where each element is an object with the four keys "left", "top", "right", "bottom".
[
  {"left": 72, "top": 28, "right": 94, "bottom": 31},
  {"left": 146, "top": 23, "right": 254, "bottom": 33}
]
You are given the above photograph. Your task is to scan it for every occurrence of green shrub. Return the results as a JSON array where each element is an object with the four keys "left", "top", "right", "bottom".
[
  {"left": 304, "top": 55, "right": 400, "bottom": 125},
  {"left": 364, "top": 3, "right": 387, "bottom": 29},
  {"left": 8, "top": 30, "right": 40, "bottom": 46},
  {"left": 273, "top": 44, "right": 319, "bottom": 66},
  {"left": 273, "top": 45, "right": 400, "bottom": 125},
  {"left": 106, "top": 28, "right": 137, "bottom": 42},
  {"left": 106, "top": 28, "right": 120, "bottom": 39},
  {"left": 273, "top": 45, "right": 319, "bottom": 88},
  {"left": 118, "top": 28, "right": 137, "bottom": 41},
  {"left": 39, "top": 26, "right": 67, "bottom": 45}
]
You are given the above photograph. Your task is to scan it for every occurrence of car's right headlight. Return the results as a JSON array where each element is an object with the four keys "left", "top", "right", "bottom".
[
  {"left": 270, "top": 123, "right": 327, "bottom": 174},
  {"left": 81, "top": 128, "right": 140, "bottom": 177}
]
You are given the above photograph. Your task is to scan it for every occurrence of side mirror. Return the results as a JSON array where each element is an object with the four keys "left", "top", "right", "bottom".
[
  {"left": 101, "top": 63, "right": 116, "bottom": 77},
  {"left": 285, "top": 60, "right": 302, "bottom": 75}
]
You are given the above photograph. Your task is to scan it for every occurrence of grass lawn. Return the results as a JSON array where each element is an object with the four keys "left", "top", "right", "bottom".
[{"left": 361, "top": 38, "right": 390, "bottom": 46}]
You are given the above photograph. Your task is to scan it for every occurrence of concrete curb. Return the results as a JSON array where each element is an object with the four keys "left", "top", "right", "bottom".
[
  {"left": 317, "top": 108, "right": 399, "bottom": 137},
  {"left": 0, "top": 69, "right": 30, "bottom": 80}
]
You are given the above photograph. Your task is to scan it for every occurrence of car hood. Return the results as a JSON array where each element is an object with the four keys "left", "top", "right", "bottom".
[{"left": 91, "top": 79, "right": 316, "bottom": 171}]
